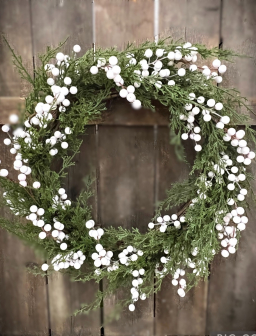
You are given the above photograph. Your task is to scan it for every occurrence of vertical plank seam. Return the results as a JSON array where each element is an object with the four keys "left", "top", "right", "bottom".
[
  {"left": 29, "top": 0, "right": 36, "bottom": 81},
  {"left": 92, "top": 0, "right": 96, "bottom": 47},
  {"left": 94, "top": 1, "right": 104, "bottom": 332},
  {"left": 219, "top": 0, "right": 224, "bottom": 49},
  {"left": 95, "top": 125, "right": 104, "bottom": 336},
  {"left": 93, "top": 3, "right": 103, "bottom": 333},
  {"left": 154, "top": 0, "right": 159, "bottom": 43},
  {"left": 153, "top": 124, "right": 158, "bottom": 335},
  {"left": 95, "top": 125, "right": 101, "bottom": 226},
  {"left": 153, "top": 1, "right": 159, "bottom": 333},
  {"left": 153, "top": 125, "right": 159, "bottom": 217},
  {"left": 29, "top": 1, "right": 51, "bottom": 334},
  {"left": 185, "top": 0, "right": 188, "bottom": 41},
  {"left": 205, "top": 0, "right": 223, "bottom": 333}
]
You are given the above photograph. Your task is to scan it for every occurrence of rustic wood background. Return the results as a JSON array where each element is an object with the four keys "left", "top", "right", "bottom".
[{"left": 0, "top": 0, "right": 256, "bottom": 335}]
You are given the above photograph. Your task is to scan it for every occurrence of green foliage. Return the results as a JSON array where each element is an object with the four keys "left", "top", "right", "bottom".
[{"left": 0, "top": 36, "right": 254, "bottom": 314}]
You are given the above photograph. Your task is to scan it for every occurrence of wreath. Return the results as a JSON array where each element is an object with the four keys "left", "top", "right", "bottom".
[{"left": 0, "top": 37, "right": 255, "bottom": 313}]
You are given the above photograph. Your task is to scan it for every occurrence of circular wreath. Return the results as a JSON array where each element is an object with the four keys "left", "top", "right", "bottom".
[{"left": 1, "top": 37, "right": 255, "bottom": 313}]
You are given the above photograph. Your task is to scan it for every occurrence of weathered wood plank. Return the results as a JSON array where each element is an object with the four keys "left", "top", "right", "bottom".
[
  {"left": 160, "top": 0, "right": 221, "bottom": 45},
  {"left": 0, "top": 1, "right": 49, "bottom": 334},
  {"left": 48, "top": 272, "right": 100, "bottom": 336},
  {"left": 206, "top": 0, "right": 256, "bottom": 330},
  {"left": 0, "top": 97, "right": 172, "bottom": 126},
  {"left": 47, "top": 128, "right": 101, "bottom": 336},
  {"left": 30, "top": 1, "right": 100, "bottom": 334},
  {"left": 159, "top": 0, "right": 187, "bottom": 40},
  {"left": 0, "top": 0, "right": 33, "bottom": 97},
  {"left": 185, "top": 0, "right": 221, "bottom": 46},
  {"left": 0, "top": 229, "right": 49, "bottom": 336},
  {"left": 0, "top": 97, "right": 25, "bottom": 125},
  {"left": 0, "top": 131, "right": 49, "bottom": 335},
  {"left": 68, "top": 126, "right": 100, "bottom": 336},
  {"left": 31, "top": 0, "right": 93, "bottom": 61},
  {"left": 98, "top": 125, "right": 155, "bottom": 231},
  {"left": 206, "top": 154, "right": 256, "bottom": 331},
  {"left": 95, "top": 2, "right": 155, "bottom": 334},
  {"left": 206, "top": 229, "right": 256, "bottom": 331},
  {"left": 95, "top": 0, "right": 154, "bottom": 49},
  {"left": 154, "top": 127, "right": 209, "bottom": 335},
  {"left": 156, "top": 1, "right": 221, "bottom": 334},
  {"left": 98, "top": 124, "right": 155, "bottom": 335},
  {"left": 90, "top": 98, "right": 171, "bottom": 126},
  {"left": 221, "top": 0, "right": 256, "bottom": 124}
]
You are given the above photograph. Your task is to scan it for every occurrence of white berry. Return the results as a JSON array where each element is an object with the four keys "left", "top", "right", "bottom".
[
  {"left": 109, "top": 56, "right": 118, "bottom": 66},
  {"left": 73, "top": 45, "right": 81, "bottom": 53},
  {"left": 178, "top": 68, "right": 186, "bottom": 76},
  {"left": 33, "top": 181, "right": 41, "bottom": 189},
  {"left": 64, "top": 77, "right": 72, "bottom": 85},
  {"left": 90, "top": 66, "right": 98, "bottom": 75},
  {"left": 41, "top": 263, "right": 49, "bottom": 271}
]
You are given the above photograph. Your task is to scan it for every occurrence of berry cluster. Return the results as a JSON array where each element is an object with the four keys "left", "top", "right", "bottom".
[
  {"left": 129, "top": 268, "right": 146, "bottom": 311},
  {"left": 148, "top": 214, "right": 186, "bottom": 231}
]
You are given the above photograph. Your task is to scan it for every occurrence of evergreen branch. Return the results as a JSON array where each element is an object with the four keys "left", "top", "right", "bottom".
[{"left": 2, "top": 35, "right": 34, "bottom": 86}]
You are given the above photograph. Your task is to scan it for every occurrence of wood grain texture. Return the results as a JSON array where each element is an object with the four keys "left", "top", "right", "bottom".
[
  {"left": 30, "top": 1, "right": 99, "bottom": 334},
  {"left": 154, "top": 128, "right": 209, "bottom": 335},
  {"left": 0, "top": 97, "right": 25, "bottom": 125},
  {"left": 0, "top": 97, "right": 171, "bottom": 126},
  {"left": 31, "top": 0, "right": 93, "bottom": 60},
  {"left": 98, "top": 126, "right": 154, "bottom": 335},
  {"left": 95, "top": 2, "right": 155, "bottom": 334},
  {"left": 98, "top": 125, "right": 155, "bottom": 230},
  {"left": 185, "top": 0, "right": 221, "bottom": 46},
  {"left": 98, "top": 124, "right": 155, "bottom": 335},
  {"left": 156, "top": 1, "right": 221, "bottom": 334},
  {"left": 48, "top": 272, "right": 100, "bottom": 336},
  {"left": 221, "top": 0, "right": 256, "bottom": 124},
  {"left": 206, "top": 155, "right": 256, "bottom": 332},
  {"left": 0, "top": 231, "right": 49, "bottom": 336},
  {"left": 160, "top": 0, "right": 221, "bottom": 71},
  {"left": 205, "top": 0, "right": 256, "bottom": 324},
  {"left": 67, "top": 126, "right": 100, "bottom": 336},
  {"left": 0, "top": 0, "right": 33, "bottom": 97},
  {"left": 206, "top": 236, "right": 256, "bottom": 332},
  {"left": 0, "top": 132, "right": 49, "bottom": 336},
  {"left": 90, "top": 98, "right": 171, "bottom": 126},
  {"left": 156, "top": 276, "right": 208, "bottom": 334},
  {"left": 95, "top": 0, "right": 154, "bottom": 49},
  {"left": 160, "top": 0, "right": 221, "bottom": 45},
  {"left": 159, "top": 0, "right": 187, "bottom": 40},
  {"left": 47, "top": 126, "right": 101, "bottom": 335}
]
